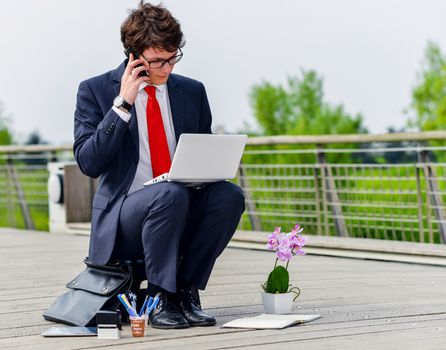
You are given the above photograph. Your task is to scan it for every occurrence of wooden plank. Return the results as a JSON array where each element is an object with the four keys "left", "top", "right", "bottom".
[
  {"left": 245, "top": 131, "right": 446, "bottom": 146},
  {"left": 0, "top": 144, "right": 72, "bottom": 153},
  {"left": 1, "top": 131, "right": 446, "bottom": 154},
  {"left": 233, "top": 230, "right": 446, "bottom": 257},
  {"left": 230, "top": 230, "right": 446, "bottom": 265},
  {"left": 1, "top": 228, "right": 446, "bottom": 349},
  {"left": 2, "top": 314, "right": 446, "bottom": 349}
]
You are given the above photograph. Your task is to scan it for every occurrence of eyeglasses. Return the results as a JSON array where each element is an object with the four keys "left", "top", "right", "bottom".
[{"left": 142, "top": 48, "right": 183, "bottom": 69}]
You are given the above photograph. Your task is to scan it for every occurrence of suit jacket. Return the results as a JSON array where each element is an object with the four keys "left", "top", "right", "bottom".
[{"left": 73, "top": 60, "right": 212, "bottom": 265}]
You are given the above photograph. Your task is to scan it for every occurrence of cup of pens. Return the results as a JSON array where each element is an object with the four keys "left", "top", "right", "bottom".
[
  {"left": 117, "top": 292, "right": 159, "bottom": 337},
  {"left": 129, "top": 314, "right": 148, "bottom": 337}
]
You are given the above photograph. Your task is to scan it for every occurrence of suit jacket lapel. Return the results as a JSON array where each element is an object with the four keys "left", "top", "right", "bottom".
[
  {"left": 167, "top": 75, "right": 184, "bottom": 142},
  {"left": 112, "top": 61, "right": 139, "bottom": 152}
]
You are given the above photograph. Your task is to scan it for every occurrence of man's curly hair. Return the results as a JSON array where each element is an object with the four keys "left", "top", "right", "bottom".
[{"left": 121, "top": 1, "right": 185, "bottom": 54}]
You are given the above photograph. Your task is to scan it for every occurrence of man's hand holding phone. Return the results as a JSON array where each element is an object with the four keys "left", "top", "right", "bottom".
[{"left": 118, "top": 53, "right": 150, "bottom": 108}]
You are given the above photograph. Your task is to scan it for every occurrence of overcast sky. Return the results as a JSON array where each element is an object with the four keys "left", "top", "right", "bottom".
[{"left": 1, "top": 0, "right": 446, "bottom": 144}]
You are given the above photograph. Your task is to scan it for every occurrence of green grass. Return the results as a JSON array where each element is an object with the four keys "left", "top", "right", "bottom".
[
  {"left": 237, "top": 163, "right": 444, "bottom": 243},
  {"left": 0, "top": 206, "right": 48, "bottom": 231},
  {"left": 0, "top": 167, "right": 49, "bottom": 231}
]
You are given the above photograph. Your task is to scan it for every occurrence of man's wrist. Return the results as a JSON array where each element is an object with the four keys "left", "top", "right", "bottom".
[
  {"left": 118, "top": 106, "right": 130, "bottom": 113},
  {"left": 113, "top": 95, "right": 133, "bottom": 111},
  {"left": 112, "top": 106, "right": 131, "bottom": 123}
]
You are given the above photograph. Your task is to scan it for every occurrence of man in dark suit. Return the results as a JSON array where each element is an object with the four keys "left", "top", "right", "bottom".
[{"left": 73, "top": 2, "right": 245, "bottom": 329}]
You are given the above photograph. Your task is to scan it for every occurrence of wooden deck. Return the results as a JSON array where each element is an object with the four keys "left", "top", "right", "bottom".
[{"left": 1, "top": 228, "right": 446, "bottom": 350}]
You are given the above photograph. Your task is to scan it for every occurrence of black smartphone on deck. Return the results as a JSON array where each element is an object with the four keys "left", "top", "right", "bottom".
[{"left": 124, "top": 47, "right": 149, "bottom": 77}]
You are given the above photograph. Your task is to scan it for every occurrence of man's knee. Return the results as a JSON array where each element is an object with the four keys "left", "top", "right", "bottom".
[
  {"left": 144, "top": 182, "right": 190, "bottom": 216},
  {"left": 161, "top": 183, "right": 190, "bottom": 210},
  {"left": 211, "top": 182, "right": 245, "bottom": 213}
]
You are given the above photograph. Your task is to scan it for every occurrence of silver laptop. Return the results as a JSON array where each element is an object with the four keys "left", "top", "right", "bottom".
[{"left": 143, "top": 133, "right": 247, "bottom": 186}]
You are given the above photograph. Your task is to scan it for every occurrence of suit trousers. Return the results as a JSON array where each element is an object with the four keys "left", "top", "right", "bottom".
[{"left": 111, "top": 181, "right": 245, "bottom": 293}]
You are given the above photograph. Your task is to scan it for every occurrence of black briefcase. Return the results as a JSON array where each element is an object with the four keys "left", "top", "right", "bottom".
[{"left": 43, "top": 258, "right": 133, "bottom": 326}]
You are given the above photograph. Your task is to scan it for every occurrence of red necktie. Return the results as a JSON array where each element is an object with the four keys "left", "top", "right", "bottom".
[{"left": 144, "top": 86, "right": 171, "bottom": 178}]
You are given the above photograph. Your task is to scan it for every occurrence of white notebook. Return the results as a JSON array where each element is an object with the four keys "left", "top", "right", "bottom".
[{"left": 222, "top": 314, "right": 321, "bottom": 329}]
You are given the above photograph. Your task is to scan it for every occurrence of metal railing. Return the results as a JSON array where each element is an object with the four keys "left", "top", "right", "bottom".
[
  {"left": 235, "top": 131, "right": 446, "bottom": 244},
  {"left": 2, "top": 132, "right": 446, "bottom": 244},
  {"left": 0, "top": 145, "right": 72, "bottom": 230}
]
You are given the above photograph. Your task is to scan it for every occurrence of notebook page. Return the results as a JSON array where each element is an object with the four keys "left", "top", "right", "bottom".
[{"left": 222, "top": 314, "right": 321, "bottom": 329}]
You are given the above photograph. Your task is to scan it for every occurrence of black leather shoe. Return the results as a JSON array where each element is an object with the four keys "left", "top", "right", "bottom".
[
  {"left": 177, "top": 288, "right": 216, "bottom": 327},
  {"left": 148, "top": 292, "right": 190, "bottom": 329}
]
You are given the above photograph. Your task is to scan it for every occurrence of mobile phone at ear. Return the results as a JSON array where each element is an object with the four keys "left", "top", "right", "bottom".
[{"left": 124, "top": 47, "right": 149, "bottom": 77}]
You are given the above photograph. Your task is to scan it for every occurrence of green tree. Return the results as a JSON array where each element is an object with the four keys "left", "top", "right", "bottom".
[
  {"left": 249, "top": 70, "right": 368, "bottom": 164},
  {"left": 409, "top": 42, "right": 446, "bottom": 131},
  {"left": 0, "top": 102, "right": 13, "bottom": 145},
  {"left": 25, "top": 130, "right": 47, "bottom": 145},
  {"left": 242, "top": 71, "right": 368, "bottom": 233},
  {"left": 250, "top": 70, "right": 367, "bottom": 136}
]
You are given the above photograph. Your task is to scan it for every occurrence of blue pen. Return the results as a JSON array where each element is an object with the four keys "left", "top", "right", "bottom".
[
  {"left": 117, "top": 294, "right": 137, "bottom": 317},
  {"left": 138, "top": 295, "right": 149, "bottom": 317},
  {"left": 143, "top": 296, "right": 153, "bottom": 316},
  {"left": 145, "top": 295, "right": 159, "bottom": 316}
]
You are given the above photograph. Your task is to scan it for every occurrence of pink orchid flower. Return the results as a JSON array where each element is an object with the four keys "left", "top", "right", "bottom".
[{"left": 265, "top": 224, "right": 307, "bottom": 263}]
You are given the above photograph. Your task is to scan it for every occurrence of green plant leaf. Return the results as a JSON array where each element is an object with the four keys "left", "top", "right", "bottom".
[{"left": 264, "top": 266, "right": 289, "bottom": 293}]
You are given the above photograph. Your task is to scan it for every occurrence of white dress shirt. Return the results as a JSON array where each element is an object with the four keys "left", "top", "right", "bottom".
[{"left": 113, "top": 83, "right": 176, "bottom": 194}]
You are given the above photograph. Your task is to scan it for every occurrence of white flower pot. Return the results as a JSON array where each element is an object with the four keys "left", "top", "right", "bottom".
[{"left": 261, "top": 292, "right": 294, "bottom": 314}]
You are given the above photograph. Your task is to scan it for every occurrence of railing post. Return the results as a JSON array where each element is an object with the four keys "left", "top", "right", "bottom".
[
  {"left": 415, "top": 165, "right": 425, "bottom": 243},
  {"left": 237, "top": 163, "right": 262, "bottom": 232},
  {"left": 317, "top": 146, "right": 348, "bottom": 237},
  {"left": 419, "top": 150, "right": 446, "bottom": 244},
  {"left": 4, "top": 156, "right": 16, "bottom": 227},
  {"left": 5, "top": 156, "right": 35, "bottom": 230},
  {"left": 313, "top": 165, "right": 323, "bottom": 235},
  {"left": 317, "top": 146, "right": 330, "bottom": 236}
]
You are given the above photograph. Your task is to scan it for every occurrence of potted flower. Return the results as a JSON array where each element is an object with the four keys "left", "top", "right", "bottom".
[{"left": 261, "top": 224, "right": 307, "bottom": 314}]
